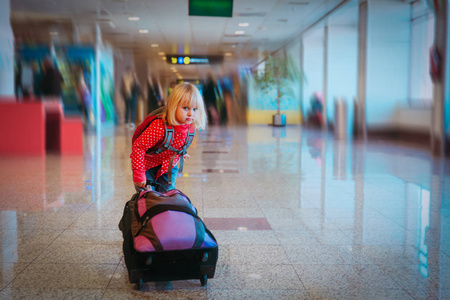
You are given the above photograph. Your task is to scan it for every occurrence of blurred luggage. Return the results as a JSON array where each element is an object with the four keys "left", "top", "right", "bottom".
[{"left": 118, "top": 189, "right": 218, "bottom": 290}]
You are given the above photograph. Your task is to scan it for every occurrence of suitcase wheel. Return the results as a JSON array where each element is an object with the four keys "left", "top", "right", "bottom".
[
  {"left": 135, "top": 278, "right": 143, "bottom": 290},
  {"left": 200, "top": 274, "right": 208, "bottom": 286}
]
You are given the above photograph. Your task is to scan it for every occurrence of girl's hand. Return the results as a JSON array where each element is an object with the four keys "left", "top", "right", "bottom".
[
  {"left": 183, "top": 153, "right": 191, "bottom": 160},
  {"left": 134, "top": 181, "right": 147, "bottom": 188}
]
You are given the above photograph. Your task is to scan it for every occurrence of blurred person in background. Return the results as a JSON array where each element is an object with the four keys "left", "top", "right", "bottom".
[
  {"left": 121, "top": 66, "right": 141, "bottom": 129},
  {"left": 14, "top": 54, "right": 23, "bottom": 99},
  {"left": 203, "top": 75, "right": 219, "bottom": 125},
  {"left": 76, "top": 66, "right": 93, "bottom": 129},
  {"left": 167, "top": 81, "right": 176, "bottom": 98},
  {"left": 40, "top": 57, "right": 64, "bottom": 99},
  {"left": 221, "top": 86, "right": 232, "bottom": 125},
  {"left": 306, "top": 91, "right": 324, "bottom": 128},
  {"left": 20, "top": 63, "right": 33, "bottom": 98},
  {"left": 32, "top": 62, "right": 42, "bottom": 97},
  {"left": 147, "top": 77, "right": 162, "bottom": 114}
]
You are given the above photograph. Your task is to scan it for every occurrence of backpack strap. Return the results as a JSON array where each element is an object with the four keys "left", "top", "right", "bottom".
[
  {"left": 183, "top": 125, "right": 196, "bottom": 154},
  {"left": 166, "top": 124, "right": 196, "bottom": 184},
  {"left": 152, "top": 125, "right": 174, "bottom": 154}
]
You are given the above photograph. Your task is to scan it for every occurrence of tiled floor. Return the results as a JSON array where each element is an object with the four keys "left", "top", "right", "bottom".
[{"left": 0, "top": 124, "right": 449, "bottom": 299}]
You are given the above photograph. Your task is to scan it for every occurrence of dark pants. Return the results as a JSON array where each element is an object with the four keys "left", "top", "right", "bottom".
[
  {"left": 124, "top": 96, "right": 137, "bottom": 124},
  {"left": 145, "top": 164, "right": 179, "bottom": 193}
]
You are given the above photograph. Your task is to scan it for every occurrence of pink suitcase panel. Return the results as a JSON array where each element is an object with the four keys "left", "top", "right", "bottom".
[{"left": 133, "top": 190, "right": 217, "bottom": 252}]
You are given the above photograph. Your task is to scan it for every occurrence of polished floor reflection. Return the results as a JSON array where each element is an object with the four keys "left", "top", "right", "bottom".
[{"left": 0, "top": 124, "right": 449, "bottom": 299}]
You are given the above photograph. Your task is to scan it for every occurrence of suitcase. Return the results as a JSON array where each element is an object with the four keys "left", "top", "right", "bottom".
[{"left": 119, "top": 189, "right": 218, "bottom": 290}]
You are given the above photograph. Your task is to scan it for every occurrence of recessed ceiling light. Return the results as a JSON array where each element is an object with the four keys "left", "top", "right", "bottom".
[
  {"left": 235, "top": 30, "right": 245, "bottom": 35},
  {"left": 158, "top": 52, "right": 165, "bottom": 55},
  {"left": 151, "top": 44, "right": 159, "bottom": 47},
  {"left": 128, "top": 16, "right": 140, "bottom": 21},
  {"left": 139, "top": 29, "right": 148, "bottom": 33},
  {"left": 225, "top": 52, "right": 232, "bottom": 56},
  {"left": 238, "top": 23, "right": 249, "bottom": 27}
]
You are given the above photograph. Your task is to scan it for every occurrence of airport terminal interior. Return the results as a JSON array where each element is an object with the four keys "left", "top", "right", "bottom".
[{"left": 1, "top": 0, "right": 450, "bottom": 299}]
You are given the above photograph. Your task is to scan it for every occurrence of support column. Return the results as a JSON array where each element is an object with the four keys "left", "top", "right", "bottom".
[
  {"left": 357, "top": 0, "right": 368, "bottom": 139},
  {"left": 326, "top": 4, "right": 358, "bottom": 139},
  {"left": 323, "top": 25, "right": 329, "bottom": 130},
  {"left": 95, "top": 24, "right": 102, "bottom": 133},
  {"left": 299, "top": 39, "right": 305, "bottom": 124},
  {"left": 431, "top": 1, "right": 450, "bottom": 156},
  {"left": 0, "top": 0, "right": 14, "bottom": 96}
]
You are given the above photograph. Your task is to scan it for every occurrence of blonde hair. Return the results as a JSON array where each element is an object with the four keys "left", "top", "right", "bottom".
[{"left": 163, "top": 82, "right": 207, "bottom": 129}]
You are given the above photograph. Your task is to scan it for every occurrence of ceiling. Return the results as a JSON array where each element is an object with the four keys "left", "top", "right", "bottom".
[{"left": 10, "top": 0, "right": 351, "bottom": 79}]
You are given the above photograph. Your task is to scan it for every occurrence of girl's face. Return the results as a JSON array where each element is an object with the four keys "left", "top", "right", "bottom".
[{"left": 176, "top": 101, "right": 198, "bottom": 125}]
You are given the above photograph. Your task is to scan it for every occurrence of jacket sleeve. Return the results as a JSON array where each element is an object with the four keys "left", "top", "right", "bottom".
[{"left": 130, "top": 119, "right": 165, "bottom": 182}]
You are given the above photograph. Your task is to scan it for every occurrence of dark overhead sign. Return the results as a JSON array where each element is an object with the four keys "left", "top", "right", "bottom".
[
  {"left": 166, "top": 55, "right": 223, "bottom": 65},
  {"left": 189, "top": 0, "right": 233, "bottom": 17}
]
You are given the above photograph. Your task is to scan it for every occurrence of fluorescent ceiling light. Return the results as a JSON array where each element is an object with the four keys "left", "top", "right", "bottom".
[
  {"left": 238, "top": 23, "right": 249, "bottom": 27},
  {"left": 139, "top": 29, "right": 148, "bottom": 33},
  {"left": 151, "top": 44, "right": 159, "bottom": 47},
  {"left": 225, "top": 52, "right": 232, "bottom": 56},
  {"left": 158, "top": 52, "right": 165, "bottom": 55},
  {"left": 235, "top": 30, "right": 245, "bottom": 35},
  {"left": 128, "top": 17, "right": 140, "bottom": 21}
]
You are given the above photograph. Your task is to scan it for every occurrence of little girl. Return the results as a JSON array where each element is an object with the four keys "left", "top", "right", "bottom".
[{"left": 130, "top": 82, "right": 207, "bottom": 192}]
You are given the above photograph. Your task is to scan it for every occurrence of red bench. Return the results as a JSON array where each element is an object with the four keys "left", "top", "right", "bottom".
[
  {"left": 0, "top": 98, "right": 83, "bottom": 156},
  {"left": 43, "top": 100, "right": 83, "bottom": 155},
  {"left": 0, "top": 100, "right": 46, "bottom": 155}
]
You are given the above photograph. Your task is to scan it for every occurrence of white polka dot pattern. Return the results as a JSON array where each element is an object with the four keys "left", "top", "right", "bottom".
[{"left": 130, "top": 118, "right": 191, "bottom": 182}]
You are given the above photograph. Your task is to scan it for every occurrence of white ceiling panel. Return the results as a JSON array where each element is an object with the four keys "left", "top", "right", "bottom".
[{"left": 10, "top": 0, "right": 356, "bottom": 78}]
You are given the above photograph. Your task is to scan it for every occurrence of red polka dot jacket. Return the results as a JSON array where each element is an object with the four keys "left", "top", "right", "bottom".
[{"left": 130, "top": 118, "right": 191, "bottom": 183}]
